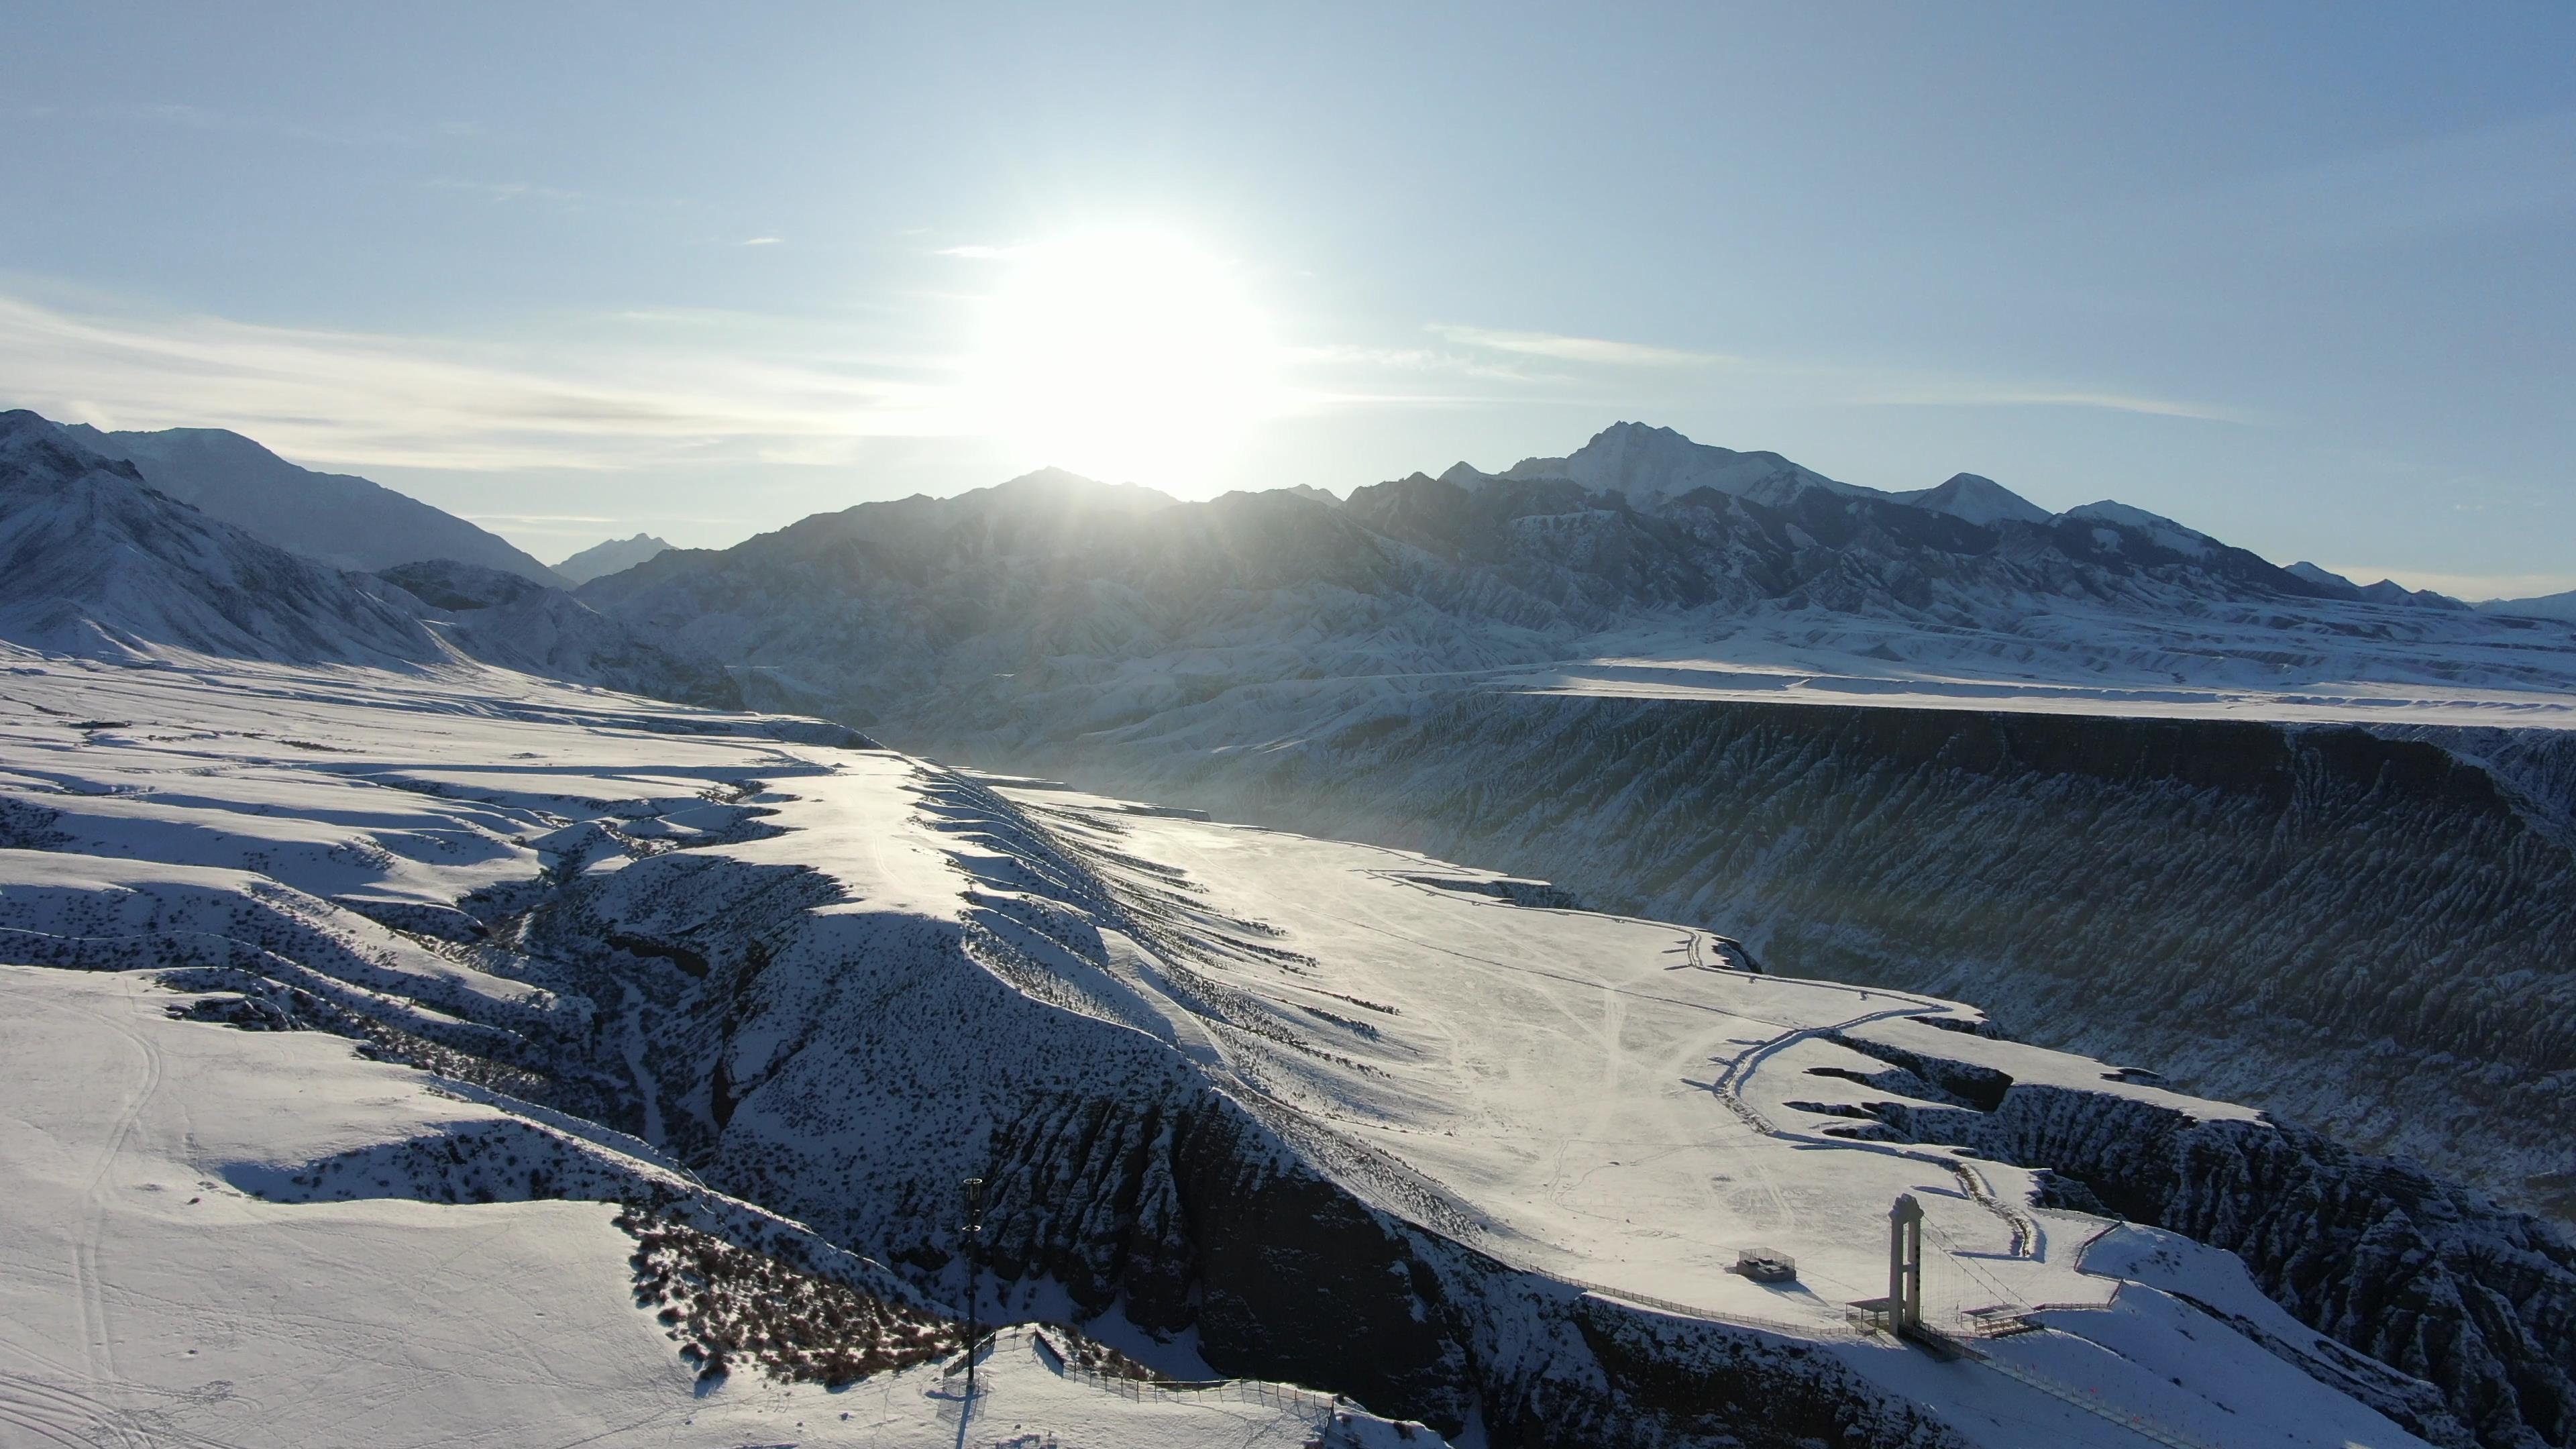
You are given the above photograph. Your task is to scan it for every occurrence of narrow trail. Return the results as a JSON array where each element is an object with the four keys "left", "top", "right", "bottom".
[{"left": 1712, "top": 1007, "right": 2042, "bottom": 1261}]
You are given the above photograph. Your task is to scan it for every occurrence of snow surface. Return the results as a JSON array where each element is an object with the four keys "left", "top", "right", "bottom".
[
  {"left": 0, "top": 643, "right": 2449, "bottom": 1447},
  {"left": 0, "top": 953, "right": 1405, "bottom": 1448}
]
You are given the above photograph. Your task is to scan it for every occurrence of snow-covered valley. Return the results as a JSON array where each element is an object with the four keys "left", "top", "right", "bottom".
[{"left": 3, "top": 651, "right": 2569, "bottom": 1448}]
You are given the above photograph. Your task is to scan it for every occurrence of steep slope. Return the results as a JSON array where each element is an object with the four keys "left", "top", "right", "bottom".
[
  {"left": 555, "top": 531, "right": 674, "bottom": 585},
  {"left": 61, "top": 417, "right": 563, "bottom": 584},
  {"left": 0, "top": 410, "right": 446, "bottom": 666},
  {"left": 5, "top": 653, "right": 2554, "bottom": 1446}
]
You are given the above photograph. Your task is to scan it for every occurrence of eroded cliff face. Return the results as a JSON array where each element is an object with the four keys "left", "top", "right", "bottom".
[
  {"left": 902, "top": 695, "right": 2576, "bottom": 1445},
  {"left": 970, "top": 694, "right": 2576, "bottom": 1226}
]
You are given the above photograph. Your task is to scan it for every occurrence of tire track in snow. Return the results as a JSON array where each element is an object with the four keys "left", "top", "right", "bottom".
[
  {"left": 1712, "top": 1006, "right": 2042, "bottom": 1261},
  {"left": 68, "top": 983, "right": 161, "bottom": 1449}
]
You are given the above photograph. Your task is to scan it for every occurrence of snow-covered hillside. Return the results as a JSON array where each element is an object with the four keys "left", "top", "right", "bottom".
[
  {"left": 59, "top": 417, "right": 564, "bottom": 584},
  {"left": 0, "top": 961, "right": 1424, "bottom": 1447},
  {"left": 0, "top": 411, "right": 447, "bottom": 667},
  {"left": 2, "top": 651, "right": 2567, "bottom": 1446},
  {"left": 0, "top": 412, "right": 737, "bottom": 706}
]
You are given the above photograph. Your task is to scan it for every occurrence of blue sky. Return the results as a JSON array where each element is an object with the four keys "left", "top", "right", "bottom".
[{"left": 2, "top": 3, "right": 2570, "bottom": 594}]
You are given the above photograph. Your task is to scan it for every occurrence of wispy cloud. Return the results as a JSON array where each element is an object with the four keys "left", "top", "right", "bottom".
[
  {"left": 1430, "top": 324, "right": 1733, "bottom": 368},
  {"left": 739, "top": 235, "right": 784, "bottom": 246},
  {"left": 1426, "top": 321, "right": 2245, "bottom": 423},
  {"left": 1854, "top": 384, "right": 2250, "bottom": 423},
  {"left": 0, "top": 291, "right": 963, "bottom": 472}
]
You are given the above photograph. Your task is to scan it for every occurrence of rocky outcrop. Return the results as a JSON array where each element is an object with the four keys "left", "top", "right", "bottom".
[{"left": 1843, "top": 1068, "right": 2576, "bottom": 1449}]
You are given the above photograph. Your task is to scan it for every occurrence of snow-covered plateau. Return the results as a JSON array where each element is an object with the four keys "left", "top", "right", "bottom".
[{"left": 6, "top": 651, "right": 2561, "bottom": 1448}]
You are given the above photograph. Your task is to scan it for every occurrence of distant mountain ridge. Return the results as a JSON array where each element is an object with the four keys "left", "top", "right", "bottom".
[
  {"left": 59, "top": 419, "right": 564, "bottom": 585},
  {"left": 553, "top": 531, "right": 672, "bottom": 585},
  {"left": 577, "top": 420, "right": 2464, "bottom": 731}
]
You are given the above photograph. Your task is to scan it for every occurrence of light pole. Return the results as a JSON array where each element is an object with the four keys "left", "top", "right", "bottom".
[{"left": 961, "top": 1175, "right": 986, "bottom": 1403}]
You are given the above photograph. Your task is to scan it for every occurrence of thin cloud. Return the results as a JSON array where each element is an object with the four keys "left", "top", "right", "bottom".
[
  {"left": 1856, "top": 384, "right": 2250, "bottom": 424},
  {"left": 1432, "top": 324, "right": 1733, "bottom": 368},
  {"left": 1425, "top": 321, "right": 2243, "bottom": 423},
  {"left": 426, "top": 177, "right": 592, "bottom": 205},
  {"left": 0, "top": 291, "right": 965, "bottom": 473},
  {"left": 740, "top": 236, "right": 784, "bottom": 246}
]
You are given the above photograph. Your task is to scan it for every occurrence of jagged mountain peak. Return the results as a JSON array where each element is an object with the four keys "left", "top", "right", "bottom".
[{"left": 552, "top": 531, "right": 672, "bottom": 586}]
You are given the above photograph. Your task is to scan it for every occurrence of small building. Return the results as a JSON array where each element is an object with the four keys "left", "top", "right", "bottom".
[{"left": 1733, "top": 1246, "right": 1796, "bottom": 1283}]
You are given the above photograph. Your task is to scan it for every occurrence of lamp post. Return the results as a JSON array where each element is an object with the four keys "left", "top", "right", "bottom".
[{"left": 961, "top": 1175, "right": 986, "bottom": 1403}]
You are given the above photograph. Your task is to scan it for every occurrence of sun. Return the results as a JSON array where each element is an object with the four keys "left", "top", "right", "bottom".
[{"left": 967, "top": 230, "right": 1281, "bottom": 488}]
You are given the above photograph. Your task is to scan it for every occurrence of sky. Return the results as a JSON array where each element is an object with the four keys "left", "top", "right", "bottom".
[{"left": 1, "top": 3, "right": 2570, "bottom": 596}]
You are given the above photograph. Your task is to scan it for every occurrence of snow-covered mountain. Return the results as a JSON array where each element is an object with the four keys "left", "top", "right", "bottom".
[
  {"left": 0, "top": 410, "right": 448, "bottom": 667},
  {"left": 3, "top": 651, "right": 2563, "bottom": 1448},
  {"left": 577, "top": 422, "right": 2524, "bottom": 739},
  {"left": 1500, "top": 419, "right": 1867, "bottom": 506},
  {"left": 1893, "top": 471, "right": 2055, "bottom": 527},
  {"left": 0, "top": 411, "right": 736, "bottom": 704},
  {"left": 555, "top": 531, "right": 674, "bottom": 585},
  {"left": 58, "top": 415, "right": 564, "bottom": 584}
]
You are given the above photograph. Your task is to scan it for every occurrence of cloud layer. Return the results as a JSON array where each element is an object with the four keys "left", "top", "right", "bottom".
[{"left": 0, "top": 292, "right": 959, "bottom": 472}]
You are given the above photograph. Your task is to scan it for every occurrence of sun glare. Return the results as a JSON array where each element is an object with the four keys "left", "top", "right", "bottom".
[{"left": 968, "top": 231, "right": 1281, "bottom": 488}]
